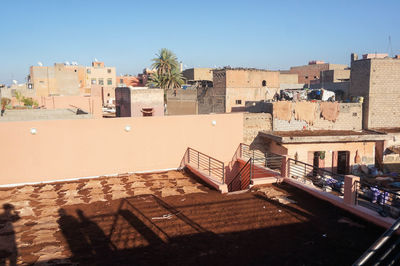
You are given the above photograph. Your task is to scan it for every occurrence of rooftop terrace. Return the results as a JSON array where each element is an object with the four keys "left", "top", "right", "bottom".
[{"left": 0, "top": 170, "right": 384, "bottom": 265}]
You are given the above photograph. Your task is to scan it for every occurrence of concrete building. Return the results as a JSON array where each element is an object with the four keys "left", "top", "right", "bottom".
[
  {"left": 289, "top": 61, "right": 348, "bottom": 85},
  {"left": 86, "top": 62, "right": 116, "bottom": 106},
  {"left": 261, "top": 130, "right": 388, "bottom": 174},
  {"left": 30, "top": 63, "right": 82, "bottom": 96},
  {"left": 115, "top": 87, "right": 164, "bottom": 117},
  {"left": 182, "top": 68, "right": 213, "bottom": 82},
  {"left": 349, "top": 53, "right": 400, "bottom": 129},
  {"left": 279, "top": 72, "right": 303, "bottom": 90},
  {"left": 199, "top": 68, "right": 280, "bottom": 114}
]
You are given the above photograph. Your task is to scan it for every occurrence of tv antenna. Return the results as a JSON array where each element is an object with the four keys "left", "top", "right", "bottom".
[{"left": 387, "top": 35, "right": 393, "bottom": 57}]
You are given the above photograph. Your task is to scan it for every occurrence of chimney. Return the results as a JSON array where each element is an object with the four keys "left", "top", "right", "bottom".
[{"left": 351, "top": 53, "right": 358, "bottom": 64}]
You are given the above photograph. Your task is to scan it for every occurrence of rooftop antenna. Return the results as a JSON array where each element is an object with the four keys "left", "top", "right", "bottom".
[
  {"left": 387, "top": 35, "right": 393, "bottom": 57},
  {"left": 37, "top": 61, "right": 43, "bottom": 66}
]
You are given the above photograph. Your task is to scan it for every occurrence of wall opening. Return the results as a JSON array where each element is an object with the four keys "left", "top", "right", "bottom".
[
  {"left": 142, "top": 108, "right": 154, "bottom": 117},
  {"left": 337, "top": 151, "right": 350, "bottom": 174},
  {"left": 262, "top": 80, "right": 267, "bottom": 86}
]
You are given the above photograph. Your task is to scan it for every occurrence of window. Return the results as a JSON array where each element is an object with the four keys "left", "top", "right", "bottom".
[
  {"left": 107, "top": 93, "right": 110, "bottom": 97},
  {"left": 107, "top": 78, "right": 112, "bottom": 85},
  {"left": 98, "top": 78, "right": 104, "bottom": 85},
  {"left": 120, "top": 78, "right": 123, "bottom": 83},
  {"left": 305, "top": 76, "right": 308, "bottom": 79},
  {"left": 262, "top": 80, "right": 267, "bottom": 86},
  {"left": 87, "top": 69, "right": 91, "bottom": 74},
  {"left": 235, "top": 100, "right": 242, "bottom": 105},
  {"left": 107, "top": 69, "right": 111, "bottom": 73},
  {"left": 314, "top": 76, "right": 318, "bottom": 79},
  {"left": 74, "top": 70, "right": 77, "bottom": 72},
  {"left": 39, "top": 81, "right": 44, "bottom": 84},
  {"left": 91, "top": 78, "right": 96, "bottom": 85}
]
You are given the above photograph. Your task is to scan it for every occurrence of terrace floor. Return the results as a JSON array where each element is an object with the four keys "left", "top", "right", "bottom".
[{"left": 0, "top": 170, "right": 385, "bottom": 265}]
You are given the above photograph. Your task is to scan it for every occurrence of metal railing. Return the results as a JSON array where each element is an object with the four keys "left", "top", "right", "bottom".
[
  {"left": 240, "top": 143, "right": 283, "bottom": 174},
  {"left": 227, "top": 158, "right": 252, "bottom": 192},
  {"left": 287, "top": 158, "right": 345, "bottom": 195},
  {"left": 186, "top": 147, "right": 225, "bottom": 184},
  {"left": 355, "top": 181, "right": 400, "bottom": 219},
  {"left": 353, "top": 216, "right": 400, "bottom": 265}
]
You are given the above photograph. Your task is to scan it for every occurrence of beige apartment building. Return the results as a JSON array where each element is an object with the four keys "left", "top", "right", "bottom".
[
  {"left": 198, "top": 68, "right": 280, "bottom": 113},
  {"left": 29, "top": 61, "right": 116, "bottom": 106},
  {"left": 85, "top": 62, "right": 116, "bottom": 106},
  {"left": 30, "top": 64, "right": 82, "bottom": 96}
]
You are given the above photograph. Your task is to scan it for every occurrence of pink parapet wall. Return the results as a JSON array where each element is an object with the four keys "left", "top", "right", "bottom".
[
  {"left": 12, "top": 96, "right": 102, "bottom": 118},
  {"left": 0, "top": 113, "right": 243, "bottom": 186}
]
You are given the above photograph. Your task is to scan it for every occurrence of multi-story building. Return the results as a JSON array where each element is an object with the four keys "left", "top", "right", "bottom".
[
  {"left": 85, "top": 61, "right": 116, "bottom": 106},
  {"left": 198, "top": 68, "right": 280, "bottom": 114},
  {"left": 29, "top": 63, "right": 83, "bottom": 96},
  {"left": 289, "top": 61, "right": 348, "bottom": 85},
  {"left": 349, "top": 53, "right": 400, "bottom": 129}
]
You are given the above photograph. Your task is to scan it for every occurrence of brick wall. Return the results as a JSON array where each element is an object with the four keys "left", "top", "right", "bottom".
[{"left": 350, "top": 58, "right": 400, "bottom": 129}]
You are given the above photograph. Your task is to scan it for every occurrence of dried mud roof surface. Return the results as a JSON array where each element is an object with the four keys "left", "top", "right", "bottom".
[
  {"left": 0, "top": 170, "right": 384, "bottom": 265},
  {"left": 270, "top": 130, "right": 376, "bottom": 137}
]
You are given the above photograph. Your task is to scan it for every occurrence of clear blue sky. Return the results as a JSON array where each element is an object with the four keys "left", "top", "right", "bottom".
[{"left": 1, "top": 0, "right": 399, "bottom": 84}]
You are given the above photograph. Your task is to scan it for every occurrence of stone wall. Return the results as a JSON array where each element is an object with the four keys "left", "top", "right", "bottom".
[
  {"left": 243, "top": 113, "right": 272, "bottom": 150},
  {"left": 264, "top": 102, "right": 362, "bottom": 131}
]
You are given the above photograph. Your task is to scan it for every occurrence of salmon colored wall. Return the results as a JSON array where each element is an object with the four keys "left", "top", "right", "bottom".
[
  {"left": 0, "top": 113, "right": 243, "bottom": 185},
  {"left": 282, "top": 142, "right": 376, "bottom": 171},
  {"left": 11, "top": 96, "right": 102, "bottom": 118}
]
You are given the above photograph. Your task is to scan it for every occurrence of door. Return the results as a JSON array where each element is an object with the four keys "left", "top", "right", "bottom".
[
  {"left": 313, "top": 151, "right": 320, "bottom": 176},
  {"left": 337, "top": 151, "right": 350, "bottom": 174}
]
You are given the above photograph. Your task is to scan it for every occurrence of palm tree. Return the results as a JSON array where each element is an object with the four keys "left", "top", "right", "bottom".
[
  {"left": 151, "top": 48, "right": 179, "bottom": 76},
  {"left": 148, "top": 48, "right": 183, "bottom": 90}
]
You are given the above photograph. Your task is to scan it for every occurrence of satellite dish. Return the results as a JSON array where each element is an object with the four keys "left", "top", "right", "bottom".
[
  {"left": 38, "top": 62, "right": 43, "bottom": 66},
  {"left": 72, "top": 61, "right": 78, "bottom": 66},
  {"left": 94, "top": 58, "right": 98, "bottom": 62},
  {"left": 65, "top": 61, "right": 70, "bottom": 65},
  {"left": 12, "top": 80, "right": 18, "bottom": 84}
]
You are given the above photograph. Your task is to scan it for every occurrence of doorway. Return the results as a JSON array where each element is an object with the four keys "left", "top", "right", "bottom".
[
  {"left": 313, "top": 151, "right": 320, "bottom": 176},
  {"left": 337, "top": 151, "right": 350, "bottom": 174}
]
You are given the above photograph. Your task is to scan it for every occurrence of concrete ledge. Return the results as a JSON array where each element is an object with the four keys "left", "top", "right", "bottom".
[
  {"left": 186, "top": 164, "right": 228, "bottom": 193},
  {"left": 284, "top": 178, "right": 395, "bottom": 229},
  {"left": 251, "top": 177, "right": 282, "bottom": 186}
]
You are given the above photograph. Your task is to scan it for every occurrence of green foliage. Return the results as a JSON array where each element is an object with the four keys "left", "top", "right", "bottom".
[
  {"left": 147, "top": 48, "right": 183, "bottom": 90},
  {"left": 1, "top": 97, "right": 11, "bottom": 108},
  {"left": 22, "top": 97, "right": 38, "bottom": 107}
]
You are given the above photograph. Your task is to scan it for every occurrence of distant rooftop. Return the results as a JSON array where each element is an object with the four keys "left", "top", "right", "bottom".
[
  {"left": 260, "top": 130, "right": 389, "bottom": 144},
  {"left": 213, "top": 66, "right": 277, "bottom": 72}
]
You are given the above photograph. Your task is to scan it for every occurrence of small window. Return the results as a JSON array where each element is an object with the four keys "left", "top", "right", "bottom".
[
  {"left": 107, "top": 69, "right": 111, "bottom": 73},
  {"left": 120, "top": 78, "right": 123, "bottom": 83},
  {"left": 314, "top": 76, "right": 318, "bottom": 79},
  {"left": 39, "top": 80, "right": 44, "bottom": 84},
  {"left": 107, "top": 93, "right": 110, "bottom": 97},
  {"left": 98, "top": 79, "right": 104, "bottom": 85},
  {"left": 305, "top": 76, "right": 308, "bottom": 79},
  {"left": 352, "top": 112, "right": 358, "bottom": 117},
  {"left": 91, "top": 78, "right": 96, "bottom": 85},
  {"left": 262, "top": 80, "right": 267, "bottom": 86},
  {"left": 87, "top": 69, "right": 91, "bottom": 74},
  {"left": 74, "top": 70, "right": 77, "bottom": 72},
  {"left": 235, "top": 100, "right": 242, "bottom": 105},
  {"left": 107, "top": 78, "right": 112, "bottom": 85}
]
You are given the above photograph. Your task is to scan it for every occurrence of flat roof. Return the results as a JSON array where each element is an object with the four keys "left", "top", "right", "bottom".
[
  {"left": 372, "top": 128, "right": 400, "bottom": 134},
  {"left": 0, "top": 172, "right": 383, "bottom": 265},
  {"left": 260, "top": 130, "right": 390, "bottom": 144}
]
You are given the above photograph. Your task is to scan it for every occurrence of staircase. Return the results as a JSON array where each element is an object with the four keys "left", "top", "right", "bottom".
[{"left": 182, "top": 144, "right": 285, "bottom": 193}]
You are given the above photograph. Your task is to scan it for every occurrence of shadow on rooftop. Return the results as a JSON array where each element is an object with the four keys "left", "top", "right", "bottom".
[{"left": 48, "top": 185, "right": 385, "bottom": 266}]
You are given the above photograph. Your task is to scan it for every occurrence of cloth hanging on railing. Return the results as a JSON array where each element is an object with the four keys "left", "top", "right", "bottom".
[
  {"left": 273, "top": 101, "right": 292, "bottom": 121},
  {"left": 320, "top": 102, "right": 340, "bottom": 121},
  {"left": 294, "top": 102, "right": 317, "bottom": 125}
]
